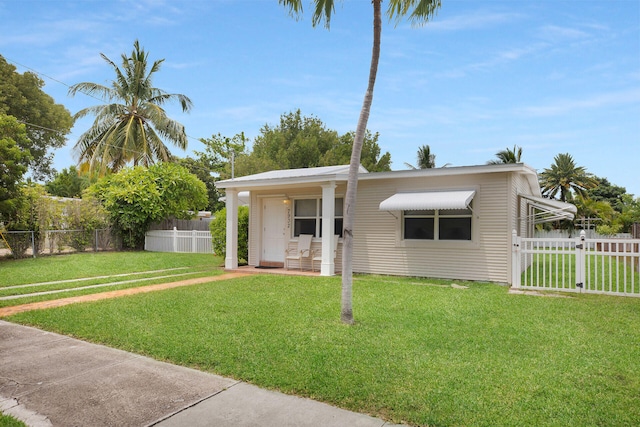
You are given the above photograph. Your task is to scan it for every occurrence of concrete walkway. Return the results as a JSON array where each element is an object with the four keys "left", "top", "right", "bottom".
[{"left": 0, "top": 274, "right": 402, "bottom": 427}]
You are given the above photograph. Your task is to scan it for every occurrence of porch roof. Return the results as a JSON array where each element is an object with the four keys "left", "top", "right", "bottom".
[{"left": 215, "top": 165, "right": 368, "bottom": 190}]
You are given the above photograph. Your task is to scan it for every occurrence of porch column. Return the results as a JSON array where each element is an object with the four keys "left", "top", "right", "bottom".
[
  {"left": 225, "top": 189, "right": 238, "bottom": 270},
  {"left": 321, "top": 182, "right": 336, "bottom": 276}
]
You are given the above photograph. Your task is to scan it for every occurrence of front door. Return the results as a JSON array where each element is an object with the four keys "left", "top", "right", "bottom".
[{"left": 262, "top": 198, "right": 287, "bottom": 266}]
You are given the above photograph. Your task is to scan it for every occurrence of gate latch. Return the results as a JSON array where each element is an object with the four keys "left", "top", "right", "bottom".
[
  {"left": 576, "top": 244, "right": 584, "bottom": 249},
  {"left": 576, "top": 282, "right": 584, "bottom": 288}
]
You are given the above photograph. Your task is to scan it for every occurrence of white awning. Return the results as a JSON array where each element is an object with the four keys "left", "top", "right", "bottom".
[
  {"left": 379, "top": 190, "right": 476, "bottom": 211},
  {"left": 520, "top": 194, "right": 577, "bottom": 224}
]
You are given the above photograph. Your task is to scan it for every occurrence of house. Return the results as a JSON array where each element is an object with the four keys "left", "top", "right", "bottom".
[{"left": 214, "top": 163, "right": 576, "bottom": 284}]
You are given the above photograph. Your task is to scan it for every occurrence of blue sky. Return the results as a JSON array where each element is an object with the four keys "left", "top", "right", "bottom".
[{"left": 1, "top": 0, "right": 639, "bottom": 196}]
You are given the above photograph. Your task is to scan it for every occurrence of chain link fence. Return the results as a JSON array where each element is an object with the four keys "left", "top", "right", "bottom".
[{"left": 1, "top": 229, "right": 122, "bottom": 259}]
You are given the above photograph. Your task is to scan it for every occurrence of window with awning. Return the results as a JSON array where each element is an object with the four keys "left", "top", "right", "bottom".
[{"left": 379, "top": 190, "right": 475, "bottom": 241}]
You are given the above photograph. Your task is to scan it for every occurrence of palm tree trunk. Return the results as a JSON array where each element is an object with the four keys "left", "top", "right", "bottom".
[{"left": 341, "top": 0, "right": 382, "bottom": 324}]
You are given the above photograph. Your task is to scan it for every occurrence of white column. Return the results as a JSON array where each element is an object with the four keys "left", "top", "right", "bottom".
[
  {"left": 225, "top": 189, "right": 238, "bottom": 270},
  {"left": 321, "top": 182, "right": 336, "bottom": 276}
]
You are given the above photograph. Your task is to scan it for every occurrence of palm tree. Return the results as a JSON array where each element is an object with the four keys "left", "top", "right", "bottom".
[
  {"left": 68, "top": 40, "right": 193, "bottom": 174},
  {"left": 539, "top": 153, "right": 597, "bottom": 202},
  {"left": 405, "top": 144, "right": 436, "bottom": 169},
  {"left": 487, "top": 145, "right": 522, "bottom": 165},
  {"left": 280, "top": 0, "right": 441, "bottom": 324}
]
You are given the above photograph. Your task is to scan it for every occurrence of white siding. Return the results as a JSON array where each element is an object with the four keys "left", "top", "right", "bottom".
[{"left": 351, "top": 172, "right": 512, "bottom": 283}]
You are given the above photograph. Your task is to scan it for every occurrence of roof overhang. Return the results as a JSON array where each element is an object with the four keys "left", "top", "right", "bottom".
[
  {"left": 520, "top": 194, "right": 577, "bottom": 224},
  {"left": 379, "top": 190, "right": 476, "bottom": 211}
]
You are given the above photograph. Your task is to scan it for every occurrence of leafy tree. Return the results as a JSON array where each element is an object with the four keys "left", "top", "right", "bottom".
[
  {"left": 587, "top": 176, "right": 627, "bottom": 212},
  {"left": 573, "top": 195, "right": 616, "bottom": 230},
  {"left": 280, "top": 0, "right": 441, "bottom": 324},
  {"left": 88, "top": 162, "right": 207, "bottom": 249},
  {"left": 613, "top": 194, "right": 640, "bottom": 234},
  {"left": 68, "top": 40, "right": 193, "bottom": 174},
  {"left": 321, "top": 130, "right": 391, "bottom": 172},
  {"left": 539, "top": 153, "right": 597, "bottom": 203},
  {"left": 176, "top": 157, "right": 222, "bottom": 212},
  {"left": 197, "top": 132, "right": 248, "bottom": 177},
  {"left": 225, "top": 110, "right": 391, "bottom": 179},
  {"left": 45, "top": 166, "right": 90, "bottom": 198},
  {"left": 0, "top": 56, "right": 73, "bottom": 180},
  {"left": 405, "top": 144, "right": 436, "bottom": 169},
  {"left": 487, "top": 145, "right": 522, "bottom": 165},
  {"left": 210, "top": 206, "right": 249, "bottom": 262},
  {"left": 0, "top": 114, "right": 32, "bottom": 224}
]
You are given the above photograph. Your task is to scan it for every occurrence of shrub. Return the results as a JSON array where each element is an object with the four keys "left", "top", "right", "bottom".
[{"left": 210, "top": 206, "right": 249, "bottom": 263}]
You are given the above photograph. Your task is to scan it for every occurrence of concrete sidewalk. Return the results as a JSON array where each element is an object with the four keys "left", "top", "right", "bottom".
[{"left": 0, "top": 321, "right": 401, "bottom": 427}]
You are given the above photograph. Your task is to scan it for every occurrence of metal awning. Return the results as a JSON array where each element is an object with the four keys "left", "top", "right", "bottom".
[
  {"left": 520, "top": 194, "right": 577, "bottom": 224},
  {"left": 379, "top": 190, "right": 476, "bottom": 211}
]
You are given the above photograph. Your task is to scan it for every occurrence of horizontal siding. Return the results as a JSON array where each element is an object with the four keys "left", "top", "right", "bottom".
[{"left": 352, "top": 173, "right": 511, "bottom": 283}]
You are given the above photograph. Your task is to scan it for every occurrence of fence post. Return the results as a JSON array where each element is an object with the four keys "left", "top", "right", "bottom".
[
  {"left": 173, "top": 227, "right": 178, "bottom": 253},
  {"left": 192, "top": 229, "right": 197, "bottom": 253},
  {"left": 575, "top": 230, "right": 586, "bottom": 292},
  {"left": 511, "top": 229, "right": 521, "bottom": 288},
  {"left": 31, "top": 231, "right": 36, "bottom": 258}
]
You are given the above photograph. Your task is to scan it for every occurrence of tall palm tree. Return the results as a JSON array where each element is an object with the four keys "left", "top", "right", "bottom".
[
  {"left": 487, "top": 145, "right": 522, "bottom": 165},
  {"left": 539, "top": 153, "right": 597, "bottom": 202},
  {"left": 405, "top": 144, "right": 436, "bottom": 169},
  {"left": 280, "top": 0, "right": 441, "bottom": 324},
  {"left": 68, "top": 40, "right": 193, "bottom": 174}
]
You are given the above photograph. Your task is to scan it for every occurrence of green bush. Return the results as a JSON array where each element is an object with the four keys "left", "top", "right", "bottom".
[{"left": 210, "top": 206, "right": 249, "bottom": 263}]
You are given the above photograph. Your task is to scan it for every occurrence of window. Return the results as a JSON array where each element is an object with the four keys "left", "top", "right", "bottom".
[
  {"left": 293, "top": 198, "right": 343, "bottom": 238},
  {"left": 403, "top": 207, "right": 472, "bottom": 241}
]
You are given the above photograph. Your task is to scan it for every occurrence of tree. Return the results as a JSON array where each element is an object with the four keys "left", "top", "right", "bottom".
[
  {"left": 0, "top": 114, "right": 32, "bottom": 224},
  {"left": 0, "top": 55, "right": 73, "bottom": 180},
  {"left": 252, "top": 110, "right": 339, "bottom": 170},
  {"left": 68, "top": 40, "right": 193, "bottom": 174},
  {"left": 215, "top": 111, "right": 391, "bottom": 179},
  {"left": 322, "top": 130, "right": 391, "bottom": 172},
  {"left": 487, "top": 145, "right": 522, "bottom": 165},
  {"left": 539, "top": 153, "right": 597, "bottom": 203},
  {"left": 587, "top": 176, "right": 627, "bottom": 212},
  {"left": 45, "top": 166, "right": 90, "bottom": 198},
  {"left": 280, "top": 0, "right": 441, "bottom": 324},
  {"left": 196, "top": 132, "right": 249, "bottom": 181},
  {"left": 405, "top": 144, "right": 436, "bottom": 169},
  {"left": 87, "top": 162, "right": 207, "bottom": 249}
]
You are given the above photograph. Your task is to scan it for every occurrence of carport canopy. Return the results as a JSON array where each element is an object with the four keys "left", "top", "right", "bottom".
[
  {"left": 520, "top": 194, "right": 577, "bottom": 224},
  {"left": 379, "top": 190, "right": 476, "bottom": 211}
]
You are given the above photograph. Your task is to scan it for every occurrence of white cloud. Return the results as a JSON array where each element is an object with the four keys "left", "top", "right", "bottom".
[{"left": 517, "top": 88, "right": 640, "bottom": 117}]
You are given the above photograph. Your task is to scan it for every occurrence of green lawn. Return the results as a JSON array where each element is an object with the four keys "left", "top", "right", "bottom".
[
  {"left": 0, "top": 413, "right": 26, "bottom": 427},
  {"left": 522, "top": 250, "right": 640, "bottom": 294},
  {"left": 8, "top": 273, "right": 640, "bottom": 426},
  {"left": 0, "top": 252, "right": 223, "bottom": 307}
]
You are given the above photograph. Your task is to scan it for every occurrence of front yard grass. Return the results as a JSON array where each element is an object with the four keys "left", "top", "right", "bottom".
[
  {"left": 0, "top": 252, "right": 223, "bottom": 307},
  {"left": 7, "top": 274, "right": 640, "bottom": 426}
]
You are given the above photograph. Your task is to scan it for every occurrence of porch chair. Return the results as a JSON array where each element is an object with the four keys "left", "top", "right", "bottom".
[
  {"left": 311, "top": 235, "right": 339, "bottom": 272},
  {"left": 285, "top": 234, "right": 313, "bottom": 270}
]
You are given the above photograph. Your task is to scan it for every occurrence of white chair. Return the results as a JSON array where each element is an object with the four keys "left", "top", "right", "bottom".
[
  {"left": 285, "top": 234, "right": 313, "bottom": 270},
  {"left": 311, "top": 235, "right": 339, "bottom": 272}
]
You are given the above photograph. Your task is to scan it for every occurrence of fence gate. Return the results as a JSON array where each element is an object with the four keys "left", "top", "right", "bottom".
[{"left": 512, "top": 230, "right": 640, "bottom": 297}]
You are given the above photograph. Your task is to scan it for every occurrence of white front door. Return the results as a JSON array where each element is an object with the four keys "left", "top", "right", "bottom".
[{"left": 262, "top": 198, "right": 287, "bottom": 264}]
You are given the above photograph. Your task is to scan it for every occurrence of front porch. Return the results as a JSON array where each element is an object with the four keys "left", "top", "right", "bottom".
[{"left": 228, "top": 265, "right": 326, "bottom": 277}]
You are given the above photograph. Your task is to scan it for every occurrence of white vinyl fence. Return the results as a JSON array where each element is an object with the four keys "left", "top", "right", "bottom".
[
  {"left": 145, "top": 227, "right": 213, "bottom": 254},
  {"left": 512, "top": 230, "right": 640, "bottom": 297}
]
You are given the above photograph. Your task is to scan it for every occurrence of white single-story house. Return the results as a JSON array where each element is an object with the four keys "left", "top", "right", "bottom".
[{"left": 215, "top": 163, "right": 576, "bottom": 284}]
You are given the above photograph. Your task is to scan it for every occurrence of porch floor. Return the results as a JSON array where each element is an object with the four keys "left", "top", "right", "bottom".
[{"left": 228, "top": 266, "right": 333, "bottom": 277}]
